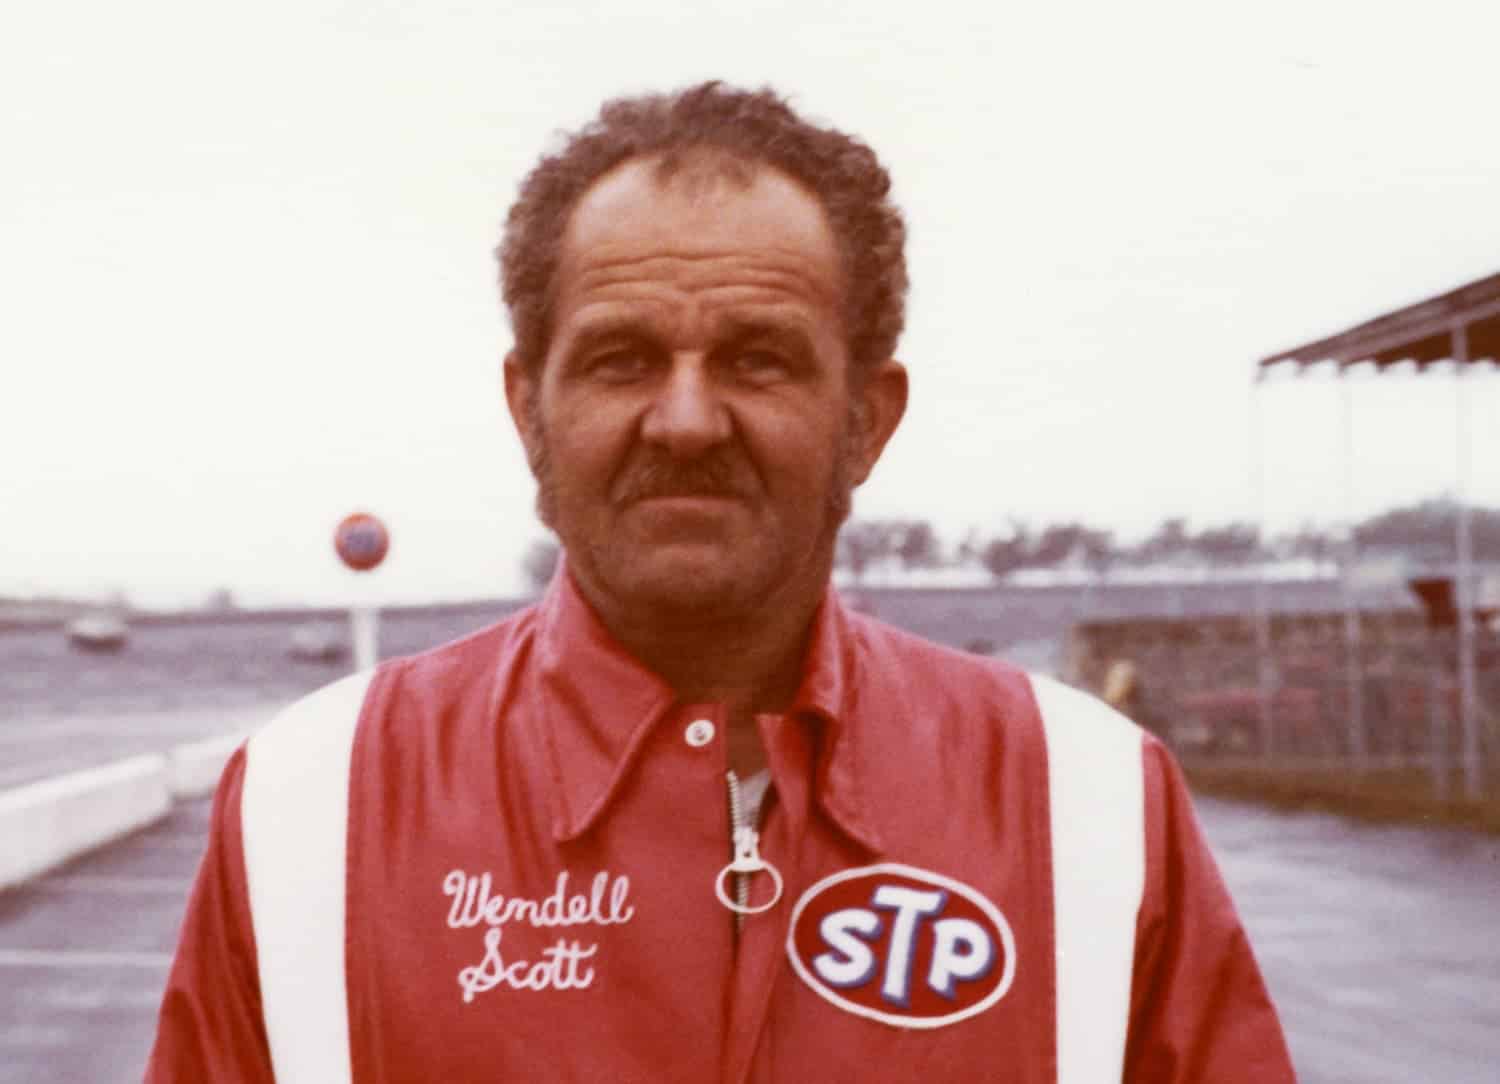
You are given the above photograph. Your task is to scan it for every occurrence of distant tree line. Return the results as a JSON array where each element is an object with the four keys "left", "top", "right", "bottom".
[
  {"left": 831, "top": 498, "right": 1500, "bottom": 582},
  {"left": 516, "top": 499, "right": 1500, "bottom": 590},
  {"left": 836, "top": 520, "right": 943, "bottom": 580}
]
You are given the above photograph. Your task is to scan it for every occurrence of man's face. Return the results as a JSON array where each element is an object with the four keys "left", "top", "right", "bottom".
[{"left": 505, "top": 156, "right": 905, "bottom": 626}]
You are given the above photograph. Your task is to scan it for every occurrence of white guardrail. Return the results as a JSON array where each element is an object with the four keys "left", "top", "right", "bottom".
[{"left": 0, "top": 733, "right": 248, "bottom": 891}]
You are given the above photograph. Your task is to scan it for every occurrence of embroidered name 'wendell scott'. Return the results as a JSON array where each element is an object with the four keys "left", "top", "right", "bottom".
[{"left": 443, "top": 870, "right": 635, "bottom": 1003}]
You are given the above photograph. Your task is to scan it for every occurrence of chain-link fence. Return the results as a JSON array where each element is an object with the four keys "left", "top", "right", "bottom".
[{"left": 1066, "top": 610, "right": 1500, "bottom": 802}]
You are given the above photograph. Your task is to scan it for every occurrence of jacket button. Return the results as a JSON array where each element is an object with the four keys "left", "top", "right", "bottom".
[{"left": 684, "top": 719, "right": 715, "bottom": 747}]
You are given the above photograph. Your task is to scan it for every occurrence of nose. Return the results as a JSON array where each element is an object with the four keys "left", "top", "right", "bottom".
[{"left": 640, "top": 355, "right": 732, "bottom": 456}]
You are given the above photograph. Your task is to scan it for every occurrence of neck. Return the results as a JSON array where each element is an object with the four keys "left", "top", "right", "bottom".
[
  {"left": 569, "top": 562, "right": 830, "bottom": 777},
  {"left": 619, "top": 601, "right": 817, "bottom": 710}
]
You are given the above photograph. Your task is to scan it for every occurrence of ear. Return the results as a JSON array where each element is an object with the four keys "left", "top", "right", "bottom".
[
  {"left": 849, "top": 359, "right": 908, "bottom": 486},
  {"left": 503, "top": 352, "right": 543, "bottom": 471}
]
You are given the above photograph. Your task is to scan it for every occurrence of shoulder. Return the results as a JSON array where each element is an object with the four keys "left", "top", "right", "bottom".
[
  {"left": 248, "top": 605, "right": 541, "bottom": 769},
  {"left": 377, "top": 604, "right": 541, "bottom": 708},
  {"left": 241, "top": 670, "right": 374, "bottom": 892},
  {"left": 1028, "top": 671, "right": 1145, "bottom": 758},
  {"left": 845, "top": 610, "right": 1149, "bottom": 749},
  {"left": 845, "top": 611, "right": 1038, "bottom": 716},
  {"left": 248, "top": 669, "right": 375, "bottom": 773},
  {"left": 1031, "top": 671, "right": 1148, "bottom": 847}
]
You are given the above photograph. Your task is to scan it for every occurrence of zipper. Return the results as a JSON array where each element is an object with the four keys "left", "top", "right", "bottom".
[
  {"left": 727, "top": 771, "right": 750, "bottom": 925},
  {"left": 717, "top": 770, "right": 783, "bottom": 927}
]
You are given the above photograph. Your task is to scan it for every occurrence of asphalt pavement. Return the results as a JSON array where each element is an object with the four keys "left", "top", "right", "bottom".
[
  {"left": 0, "top": 799, "right": 206, "bottom": 1084},
  {"left": 1200, "top": 795, "right": 1500, "bottom": 1084}
]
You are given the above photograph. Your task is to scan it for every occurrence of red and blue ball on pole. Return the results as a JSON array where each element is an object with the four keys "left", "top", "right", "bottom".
[
  {"left": 334, "top": 512, "right": 389, "bottom": 670},
  {"left": 334, "top": 512, "right": 390, "bottom": 572}
]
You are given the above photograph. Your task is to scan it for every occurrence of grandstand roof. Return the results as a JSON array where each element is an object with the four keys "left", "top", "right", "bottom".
[{"left": 1258, "top": 270, "right": 1500, "bottom": 372}]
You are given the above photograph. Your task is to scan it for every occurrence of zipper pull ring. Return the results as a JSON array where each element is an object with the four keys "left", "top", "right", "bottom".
[{"left": 714, "top": 827, "right": 784, "bottom": 915}]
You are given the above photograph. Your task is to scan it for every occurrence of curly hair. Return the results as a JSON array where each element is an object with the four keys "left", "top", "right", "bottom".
[{"left": 498, "top": 82, "right": 907, "bottom": 379}]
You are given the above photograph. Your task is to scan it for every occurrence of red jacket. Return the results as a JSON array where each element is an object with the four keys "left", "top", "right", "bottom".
[{"left": 147, "top": 574, "right": 1293, "bottom": 1082}]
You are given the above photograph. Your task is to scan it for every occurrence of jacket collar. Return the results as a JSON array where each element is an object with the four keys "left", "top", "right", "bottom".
[{"left": 530, "top": 565, "right": 883, "bottom": 852}]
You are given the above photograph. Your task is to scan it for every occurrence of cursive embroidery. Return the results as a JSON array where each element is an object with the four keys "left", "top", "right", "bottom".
[
  {"left": 456, "top": 928, "right": 599, "bottom": 1002},
  {"left": 442, "top": 870, "right": 635, "bottom": 1003},
  {"left": 444, "top": 870, "right": 635, "bottom": 930}
]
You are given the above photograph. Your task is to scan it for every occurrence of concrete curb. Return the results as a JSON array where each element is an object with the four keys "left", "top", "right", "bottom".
[
  {"left": 0, "top": 730, "right": 253, "bottom": 892},
  {"left": 168, "top": 733, "right": 248, "bottom": 799},
  {"left": 0, "top": 754, "right": 173, "bottom": 891}
]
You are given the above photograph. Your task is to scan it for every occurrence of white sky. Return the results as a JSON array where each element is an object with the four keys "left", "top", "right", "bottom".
[{"left": 3, "top": 0, "right": 1498, "bottom": 608}]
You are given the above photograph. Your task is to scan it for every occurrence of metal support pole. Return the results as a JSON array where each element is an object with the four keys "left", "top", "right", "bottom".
[
  {"left": 350, "top": 604, "right": 380, "bottom": 672},
  {"left": 1430, "top": 666, "right": 1450, "bottom": 801},
  {"left": 1452, "top": 327, "right": 1481, "bottom": 800},
  {"left": 1251, "top": 375, "right": 1275, "bottom": 758},
  {"left": 1339, "top": 367, "right": 1366, "bottom": 770}
]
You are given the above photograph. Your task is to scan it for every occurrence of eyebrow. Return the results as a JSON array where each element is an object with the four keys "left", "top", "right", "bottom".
[
  {"left": 711, "top": 314, "right": 817, "bottom": 353},
  {"left": 564, "top": 311, "right": 818, "bottom": 354},
  {"left": 563, "top": 314, "right": 659, "bottom": 354}
]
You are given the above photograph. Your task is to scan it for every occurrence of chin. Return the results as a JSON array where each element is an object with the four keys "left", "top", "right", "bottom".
[
  {"left": 601, "top": 548, "right": 768, "bottom": 620},
  {"left": 571, "top": 530, "right": 835, "bottom": 625},
  {"left": 625, "top": 567, "right": 751, "bottom": 616}
]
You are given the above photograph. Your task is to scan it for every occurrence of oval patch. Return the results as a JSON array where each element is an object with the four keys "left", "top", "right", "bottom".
[{"left": 786, "top": 862, "right": 1015, "bottom": 1029}]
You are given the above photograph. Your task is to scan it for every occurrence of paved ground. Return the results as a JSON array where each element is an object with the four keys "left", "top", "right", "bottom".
[
  {"left": 1199, "top": 796, "right": 1500, "bottom": 1084},
  {"left": 1, "top": 793, "right": 1497, "bottom": 1082},
  {"left": 0, "top": 800, "right": 206, "bottom": 1084}
]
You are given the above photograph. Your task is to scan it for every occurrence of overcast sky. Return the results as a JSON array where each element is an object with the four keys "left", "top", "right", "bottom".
[{"left": 4, "top": 0, "right": 1498, "bottom": 608}]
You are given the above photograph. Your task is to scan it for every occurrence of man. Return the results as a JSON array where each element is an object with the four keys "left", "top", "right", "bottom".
[{"left": 147, "top": 83, "right": 1294, "bottom": 1082}]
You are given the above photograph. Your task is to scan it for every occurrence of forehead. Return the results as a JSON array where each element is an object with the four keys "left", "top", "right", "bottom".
[{"left": 553, "top": 156, "right": 844, "bottom": 325}]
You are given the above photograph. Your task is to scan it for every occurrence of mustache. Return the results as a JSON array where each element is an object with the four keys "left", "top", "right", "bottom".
[{"left": 614, "top": 453, "right": 750, "bottom": 503}]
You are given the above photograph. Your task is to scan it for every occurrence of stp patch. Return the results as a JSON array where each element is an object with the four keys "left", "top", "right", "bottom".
[{"left": 786, "top": 863, "right": 1015, "bottom": 1029}]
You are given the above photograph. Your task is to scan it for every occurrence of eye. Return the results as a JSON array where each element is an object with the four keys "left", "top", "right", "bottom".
[
  {"left": 587, "top": 348, "right": 651, "bottom": 383},
  {"left": 730, "top": 349, "right": 792, "bottom": 383}
]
